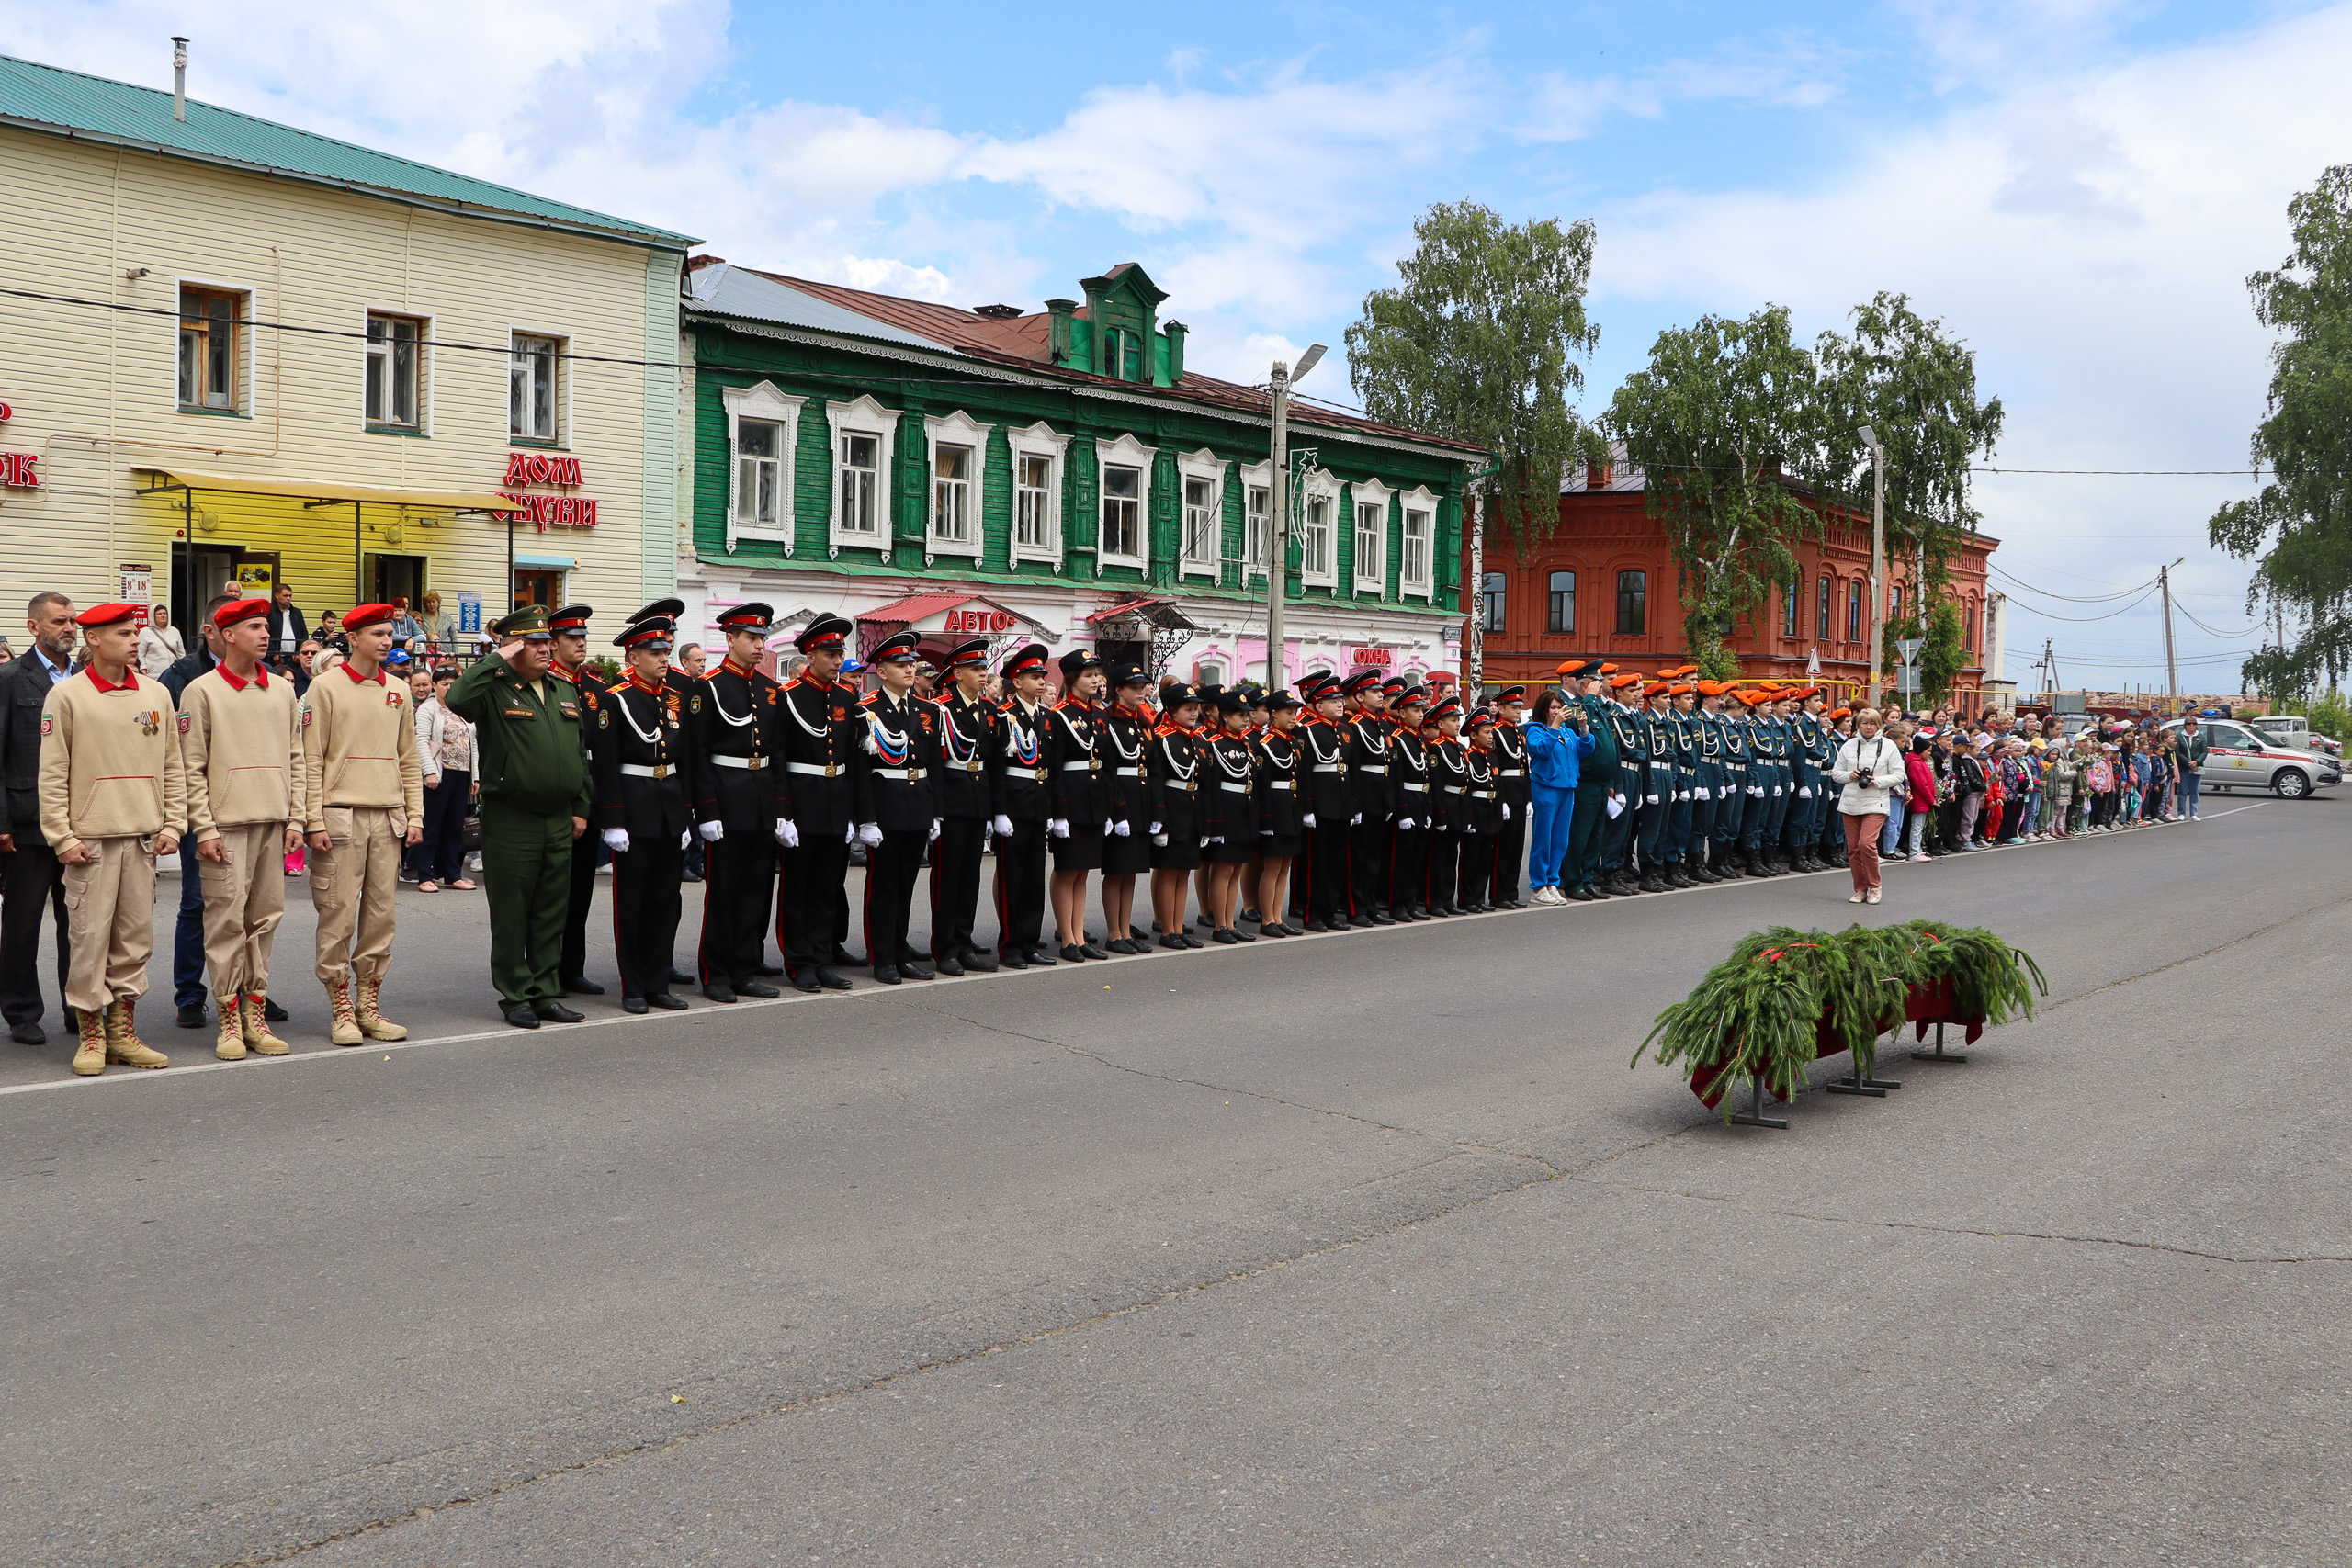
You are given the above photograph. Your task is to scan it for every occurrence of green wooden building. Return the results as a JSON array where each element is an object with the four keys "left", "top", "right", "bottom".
[{"left": 674, "top": 257, "right": 1479, "bottom": 686}]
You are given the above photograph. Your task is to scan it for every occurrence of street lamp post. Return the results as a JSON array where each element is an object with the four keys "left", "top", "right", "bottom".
[
  {"left": 1860, "top": 424, "right": 1885, "bottom": 705},
  {"left": 1265, "top": 343, "right": 1325, "bottom": 690}
]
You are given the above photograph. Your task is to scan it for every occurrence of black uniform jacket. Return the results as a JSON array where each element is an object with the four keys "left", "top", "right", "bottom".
[
  {"left": 991, "top": 697, "right": 1052, "bottom": 823},
  {"left": 1341, "top": 710, "right": 1394, "bottom": 819},
  {"left": 1252, "top": 728, "right": 1305, "bottom": 839},
  {"left": 1046, "top": 697, "right": 1108, "bottom": 827},
  {"left": 775, "top": 675, "right": 861, "bottom": 838},
  {"left": 856, "top": 688, "right": 938, "bottom": 833},
  {"left": 1463, "top": 744, "right": 1501, "bottom": 835},
  {"left": 1426, "top": 737, "right": 1470, "bottom": 831},
  {"left": 1199, "top": 728, "right": 1257, "bottom": 842},
  {"left": 1297, "top": 717, "right": 1351, "bottom": 819},
  {"left": 1101, "top": 703, "right": 1153, "bottom": 834},
  {"left": 1390, "top": 728, "right": 1432, "bottom": 824},
  {"left": 933, "top": 692, "right": 997, "bottom": 820},
  {"left": 694, "top": 659, "right": 786, "bottom": 831},
  {"left": 592, "top": 675, "right": 694, "bottom": 840},
  {"left": 1146, "top": 721, "right": 1203, "bottom": 842},
  {"left": 1490, "top": 721, "right": 1532, "bottom": 810}
]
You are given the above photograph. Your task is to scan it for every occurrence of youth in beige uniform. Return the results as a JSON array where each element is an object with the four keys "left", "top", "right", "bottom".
[
  {"left": 37, "top": 603, "right": 186, "bottom": 1075},
  {"left": 178, "top": 596, "right": 306, "bottom": 1060},
  {"left": 301, "top": 603, "right": 424, "bottom": 1044}
]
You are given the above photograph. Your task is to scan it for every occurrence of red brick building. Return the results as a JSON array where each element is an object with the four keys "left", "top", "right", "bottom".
[{"left": 1465, "top": 460, "right": 1996, "bottom": 705}]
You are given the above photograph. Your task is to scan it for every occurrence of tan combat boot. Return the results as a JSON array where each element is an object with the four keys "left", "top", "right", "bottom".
[
  {"left": 104, "top": 1000, "right": 170, "bottom": 1069},
  {"left": 72, "top": 1007, "right": 107, "bottom": 1076},
  {"left": 215, "top": 994, "right": 247, "bottom": 1060},
  {"left": 240, "top": 993, "right": 290, "bottom": 1055},
  {"left": 325, "top": 979, "right": 364, "bottom": 1046},
  {"left": 355, "top": 977, "right": 407, "bottom": 1041}
]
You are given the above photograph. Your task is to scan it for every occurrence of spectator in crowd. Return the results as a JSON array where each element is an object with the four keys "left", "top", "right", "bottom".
[
  {"left": 411, "top": 666, "right": 479, "bottom": 893},
  {"left": 389, "top": 595, "right": 424, "bottom": 644},
  {"left": 137, "top": 605, "right": 186, "bottom": 676},
  {"left": 1830, "top": 706, "right": 1903, "bottom": 904},
  {"left": 316, "top": 609, "right": 341, "bottom": 644},
  {"left": 415, "top": 591, "right": 457, "bottom": 653},
  {"left": 0, "top": 637, "right": 14, "bottom": 663},
  {"left": 2175, "top": 715, "right": 2208, "bottom": 819},
  {"left": 677, "top": 643, "right": 707, "bottom": 679},
  {"left": 267, "top": 584, "right": 308, "bottom": 665},
  {"left": 0, "top": 591, "right": 79, "bottom": 1043}
]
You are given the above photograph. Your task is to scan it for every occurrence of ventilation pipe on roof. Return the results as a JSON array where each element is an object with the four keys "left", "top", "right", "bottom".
[{"left": 171, "top": 37, "right": 188, "bottom": 121}]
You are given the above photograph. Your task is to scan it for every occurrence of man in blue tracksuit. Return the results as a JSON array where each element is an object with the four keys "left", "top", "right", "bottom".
[{"left": 1524, "top": 681, "right": 1596, "bottom": 904}]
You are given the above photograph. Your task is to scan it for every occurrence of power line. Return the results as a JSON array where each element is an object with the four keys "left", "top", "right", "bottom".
[
  {"left": 1988, "top": 561, "right": 2159, "bottom": 603},
  {"left": 1999, "top": 585, "right": 2163, "bottom": 623},
  {"left": 2174, "top": 604, "right": 2264, "bottom": 638}
]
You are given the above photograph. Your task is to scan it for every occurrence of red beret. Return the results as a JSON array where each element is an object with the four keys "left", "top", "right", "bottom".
[
  {"left": 214, "top": 597, "right": 271, "bottom": 630},
  {"left": 74, "top": 603, "right": 141, "bottom": 628},
  {"left": 343, "top": 603, "right": 395, "bottom": 632}
]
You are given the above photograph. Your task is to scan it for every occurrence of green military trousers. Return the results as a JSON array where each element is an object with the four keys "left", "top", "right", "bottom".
[{"left": 481, "top": 800, "right": 576, "bottom": 1009}]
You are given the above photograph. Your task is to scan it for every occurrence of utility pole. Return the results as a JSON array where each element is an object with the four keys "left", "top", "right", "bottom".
[
  {"left": 1264, "top": 344, "right": 1325, "bottom": 691},
  {"left": 2157, "top": 557, "right": 2184, "bottom": 714},
  {"left": 1860, "top": 425, "right": 1885, "bottom": 704}
]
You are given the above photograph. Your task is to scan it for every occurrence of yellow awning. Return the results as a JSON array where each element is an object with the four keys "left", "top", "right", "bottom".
[{"left": 134, "top": 468, "right": 512, "bottom": 513}]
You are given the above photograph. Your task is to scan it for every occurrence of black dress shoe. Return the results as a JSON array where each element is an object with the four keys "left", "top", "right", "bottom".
[
  {"left": 668, "top": 967, "right": 695, "bottom": 987},
  {"left": 1259, "top": 921, "right": 1289, "bottom": 938},
  {"left": 1566, "top": 887, "right": 1596, "bottom": 901},
  {"left": 647, "top": 992, "right": 688, "bottom": 1010},
  {"left": 1159, "top": 933, "right": 1187, "bottom": 950},
  {"left": 790, "top": 972, "right": 821, "bottom": 994},
  {"left": 622, "top": 997, "right": 650, "bottom": 1014},
  {"left": 504, "top": 1005, "right": 543, "bottom": 1029},
  {"left": 176, "top": 1002, "right": 208, "bottom": 1029},
  {"left": 561, "top": 976, "right": 606, "bottom": 996},
  {"left": 999, "top": 948, "right": 1030, "bottom": 970},
  {"left": 815, "top": 967, "right": 853, "bottom": 991},
  {"left": 831, "top": 945, "right": 862, "bottom": 967},
  {"left": 1305, "top": 918, "right": 1329, "bottom": 933},
  {"left": 933, "top": 953, "right": 966, "bottom": 977},
  {"left": 1212, "top": 927, "right": 1238, "bottom": 944},
  {"left": 1026, "top": 947, "right": 1058, "bottom": 966},
  {"left": 1059, "top": 943, "right": 1087, "bottom": 964},
  {"left": 264, "top": 997, "right": 290, "bottom": 1022},
  {"left": 9, "top": 1021, "right": 44, "bottom": 1045},
  {"left": 872, "top": 964, "right": 902, "bottom": 985},
  {"left": 1103, "top": 938, "right": 1136, "bottom": 955},
  {"left": 1239, "top": 908, "right": 1262, "bottom": 925},
  {"left": 1229, "top": 926, "right": 1256, "bottom": 942},
  {"left": 1080, "top": 942, "right": 1111, "bottom": 961},
  {"left": 681, "top": 865, "right": 704, "bottom": 883},
  {"left": 1179, "top": 931, "right": 1206, "bottom": 949},
  {"left": 755, "top": 962, "right": 786, "bottom": 976},
  {"left": 703, "top": 983, "right": 739, "bottom": 1004},
  {"left": 534, "top": 1001, "right": 586, "bottom": 1023},
  {"left": 1350, "top": 914, "right": 1378, "bottom": 929},
  {"left": 1369, "top": 910, "right": 1396, "bottom": 925},
  {"left": 960, "top": 949, "right": 999, "bottom": 973},
  {"left": 736, "top": 979, "right": 781, "bottom": 998},
  {"left": 899, "top": 961, "right": 934, "bottom": 980}
]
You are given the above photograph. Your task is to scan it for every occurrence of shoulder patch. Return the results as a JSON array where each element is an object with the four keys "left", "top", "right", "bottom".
[
  {"left": 178, "top": 712, "right": 191, "bottom": 734},
  {"left": 40, "top": 714, "right": 53, "bottom": 737},
  {"left": 300, "top": 706, "right": 313, "bottom": 728},
  {"left": 689, "top": 694, "right": 702, "bottom": 715},
  {"left": 599, "top": 707, "right": 610, "bottom": 729}
]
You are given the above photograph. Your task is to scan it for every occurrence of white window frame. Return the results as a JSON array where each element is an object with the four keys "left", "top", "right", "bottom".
[
  {"left": 509, "top": 331, "right": 567, "bottom": 444},
  {"left": 1176, "top": 448, "right": 1226, "bottom": 582},
  {"left": 1239, "top": 458, "right": 1274, "bottom": 583},
  {"left": 922, "top": 409, "right": 993, "bottom": 565},
  {"left": 175, "top": 278, "right": 254, "bottom": 415},
  {"left": 722, "top": 379, "right": 805, "bottom": 555},
  {"left": 362, "top": 310, "right": 431, "bottom": 434},
  {"left": 1095, "top": 432, "right": 1157, "bottom": 574},
  {"left": 1299, "top": 468, "right": 1340, "bottom": 589},
  {"left": 824, "top": 393, "right": 899, "bottom": 559},
  {"left": 1398, "top": 485, "right": 1437, "bottom": 602},
  {"left": 1351, "top": 477, "right": 1393, "bottom": 597},
  {"left": 1007, "top": 420, "right": 1071, "bottom": 570}
]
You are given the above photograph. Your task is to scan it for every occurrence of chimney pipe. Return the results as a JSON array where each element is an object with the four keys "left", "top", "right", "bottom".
[{"left": 172, "top": 38, "right": 187, "bottom": 121}]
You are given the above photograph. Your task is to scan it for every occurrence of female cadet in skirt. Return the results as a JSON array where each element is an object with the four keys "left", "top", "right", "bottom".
[
  {"left": 1098, "top": 663, "right": 1156, "bottom": 953},
  {"left": 1197, "top": 690, "right": 1259, "bottom": 944},
  {"left": 1421, "top": 695, "right": 1468, "bottom": 917},
  {"left": 1147, "top": 683, "right": 1204, "bottom": 950},
  {"left": 1458, "top": 707, "right": 1502, "bottom": 913},
  {"left": 1250, "top": 689, "right": 1304, "bottom": 939},
  {"left": 1385, "top": 687, "right": 1432, "bottom": 922}
]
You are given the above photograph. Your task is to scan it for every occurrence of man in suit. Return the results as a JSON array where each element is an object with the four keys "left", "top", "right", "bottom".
[
  {"left": 0, "top": 591, "right": 78, "bottom": 1043},
  {"left": 266, "top": 584, "right": 309, "bottom": 668}
]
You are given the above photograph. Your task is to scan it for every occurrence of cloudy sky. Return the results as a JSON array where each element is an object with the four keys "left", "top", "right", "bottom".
[{"left": 17, "top": 0, "right": 2351, "bottom": 691}]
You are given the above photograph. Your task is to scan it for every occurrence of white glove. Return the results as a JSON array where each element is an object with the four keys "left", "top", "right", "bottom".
[
  {"left": 1606, "top": 795, "right": 1624, "bottom": 819},
  {"left": 698, "top": 820, "right": 724, "bottom": 841},
  {"left": 1500, "top": 803, "right": 1511, "bottom": 820},
  {"left": 1112, "top": 819, "right": 1130, "bottom": 837},
  {"left": 775, "top": 818, "right": 799, "bottom": 847},
  {"left": 1206, "top": 834, "right": 1225, "bottom": 844},
  {"left": 1645, "top": 793, "right": 1660, "bottom": 805},
  {"left": 1049, "top": 818, "right": 1069, "bottom": 839},
  {"left": 1303, "top": 812, "right": 1317, "bottom": 829},
  {"left": 1751, "top": 785, "right": 1766, "bottom": 797},
  {"left": 1772, "top": 785, "right": 1783, "bottom": 797},
  {"left": 1351, "top": 812, "right": 1363, "bottom": 825},
  {"left": 1397, "top": 816, "right": 1416, "bottom": 830},
  {"left": 681, "top": 830, "right": 692, "bottom": 850},
  {"left": 857, "top": 823, "right": 883, "bottom": 847},
  {"left": 1798, "top": 787, "right": 1813, "bottom": 799},
  {"left": 601, "top": 828, "right": 630, "bottom": 852},
  {"left": 1149, "top": 821, "right": 1163, "bottom": 835},
  {"left": 1677, "top": 790, "right": 1690, "bottom": 802},
  {"left": 991, "top": 814, "right": 1013, "bottom": 838},
  {"left": 844, "top": 825, "right": 856, "bottom": 844},
  {"left": 1695, "top": 787, "right": 1711, "bottom": 801},
  {"left": 928, "top": 818, "right": 942, "bottom": 842}
]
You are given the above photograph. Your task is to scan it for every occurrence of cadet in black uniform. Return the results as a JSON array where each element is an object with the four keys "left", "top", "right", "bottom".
[
  {"left": 544, "top": 605, "right": 605, "bottom": 996},
  {"left": 1099, "top": 665, "right": 1156, "bottom": 953},
  {"left": 927, "top": 637, "right": 1000, "bottom": 976},
  {"left": 624, "top": 598, "right": 707, "bottom": 989},
  {"left": 855, "top": 631, "right": 938, "bottom": 984},
  {"left": 1198, "top": 690, "right": 1258, "bottom": 943},
  {"left": 1634, "top": 680, "right": 1678, "bottom": 891},
  {"left": 1250, "top": 689, "right": 1304, "bottom": 939},
  {"left": 1385, "top": 687, "right": 1432, "bottom": 920},
  {"left": 1296, "top": 676, "right": 1354, "bottom": 931},
  {"left": 590, "top": 615, "right": 694, "bottom": 1012},
  {"left": 691, "top": 603, "right": 785, "bottom": 1002},
  {"left": 1459, "top": 708, "right": 1501, "bottom": 911},
  {"left": 1340, "top": 671, "right": 1396, "bottom": 927},
  {"left": 989, "top": 643, "right": 1055, "bottom": 969},
  {"left": 1421, "top": 695, "right": 1467, "bottom": 916},
  {"left": 775, "top": 615, "right": 860, "bottom": 992},
  {"left": 1488, "top": 685, "right": 1532, "bottom": 908},
  {"left": 1046, "top": 650, "right": 1110, "bottom": 963},
  {"left": 1146, "top": 683, "right": 1204, "bottom": 950},
  {"left": 1600, "top": 673, "right": 1650, "bottom": 897}
]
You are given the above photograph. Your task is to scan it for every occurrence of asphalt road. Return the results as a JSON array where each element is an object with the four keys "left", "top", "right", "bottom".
[{"left": 5, "top": 795, "right": 2346, "bottom": 1567}]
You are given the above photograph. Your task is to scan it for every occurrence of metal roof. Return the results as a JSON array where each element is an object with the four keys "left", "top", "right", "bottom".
[
  {"left": 684, "top": 264, "right": 947, "bottom": 353},
  {"left": 0, "top": 53, "right": 695, "bottom": 249}
]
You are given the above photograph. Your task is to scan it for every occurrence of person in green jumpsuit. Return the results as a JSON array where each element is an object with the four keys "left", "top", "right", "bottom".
[
  {"left": 445, "top": 605, "right": 594, "bottom": 1029},
  {"left": 1563, "top": 660, "right": 1619, "bottom": 899}
]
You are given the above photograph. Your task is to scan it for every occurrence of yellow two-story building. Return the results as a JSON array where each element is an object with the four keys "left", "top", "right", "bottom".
[{"left": 0, "top": 51, "right": 694, "bottom": 643}]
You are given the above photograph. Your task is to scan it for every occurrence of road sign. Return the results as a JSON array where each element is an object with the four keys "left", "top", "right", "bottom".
[
  {"left": 1805, "top": 648, "right": 1821, "bottom": 676},
  {"left": 1896, "top": 637, "right": 1925, "bottom": 665},
  {"left": 1894, "top": 666, "right": 1922, "bottom": 694}
]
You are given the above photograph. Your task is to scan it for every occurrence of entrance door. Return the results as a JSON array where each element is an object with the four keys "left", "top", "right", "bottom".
[
  {"left": 173, "top": 542, "right": 240, "bottom": 630},
  {"left": 365, "top": 552, "right": 428, "bottom": 607},
  {"left": 512, "top": 569, "right": 562, "bottom": 613}
]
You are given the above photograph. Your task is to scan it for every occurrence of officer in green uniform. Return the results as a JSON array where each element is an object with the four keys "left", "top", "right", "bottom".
[{"left": 445, "top": 605, "right": 594, "bottom": 1030}]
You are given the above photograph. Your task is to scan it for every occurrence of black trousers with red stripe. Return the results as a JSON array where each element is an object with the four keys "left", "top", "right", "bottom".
[
  {"left": 610, "top": 840, "right": 684, "bottom": 999},
  {"left": 930, "top": 816, "right": 988, "bottom": 960},
  {"left": 1349, "top": 811, "right": 1389, "bottom": 918},
  {"left": 1459, "top": 830, "right": 1496, "bottom": 908},
  {"left": 778, "top": 838, "right": 851, "bottom": 974},
  {"left": 697, "top": 830, "right": 775, "bottom": 987},
  {"left": 1387, "top": 824, "right": 1428, "bottom": 913},
  {"left": 1425, "top": 829, "right": 1461, "bottom": 911},
  {"left": 865, "top": 829, "right": 929, "bottom": 969},
  {"left": 992, "top": 819, "right": 1048, "bottom": 956},
  {"left": 1306, "top": 818, "right": 1353, "bottom": 922}
]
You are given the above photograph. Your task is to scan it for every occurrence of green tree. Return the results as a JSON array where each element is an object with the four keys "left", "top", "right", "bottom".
[
  {"left": 2211, "top": 165, "right": 2352, "bottom": 695},
  {"left": 1604, "top": 306, "right": 1822, "bottom": 678},
  {"left": 1815, "top": 292, "right": 2005, "bottom": 591},
  {"left": 1346, "top": 201, "right": 1607, "bottom": 550}
]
